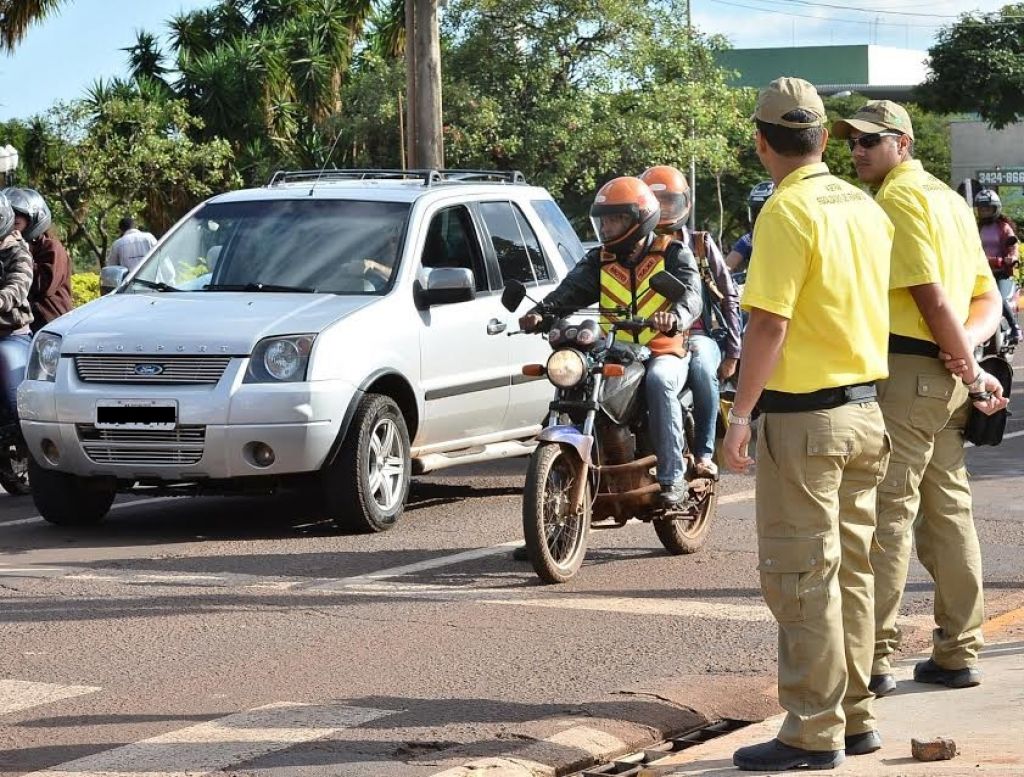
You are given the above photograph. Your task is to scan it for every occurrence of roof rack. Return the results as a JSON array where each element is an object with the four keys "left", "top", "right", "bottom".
[{"left": 266, "top": 168, "right": 528, "bottom": 187}]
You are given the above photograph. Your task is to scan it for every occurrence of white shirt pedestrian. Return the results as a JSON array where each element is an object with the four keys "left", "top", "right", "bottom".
[{"left": 108, "top": 227, "right": 157, "bottom": 273}]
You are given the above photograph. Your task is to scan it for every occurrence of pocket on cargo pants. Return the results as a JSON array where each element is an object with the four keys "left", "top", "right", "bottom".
[{"left": 757, "top": 536, "right": 828, "bottom": 622}]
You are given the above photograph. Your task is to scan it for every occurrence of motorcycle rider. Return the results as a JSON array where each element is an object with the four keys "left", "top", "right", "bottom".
[
  {"left": 0, "top": 192, "right": 34, "bottom": 432},
  {"left": 725, "top": 180, "right": 774, "bottom": 272},
  {"left": 974, "top": 189, "right": 1022, "bottom": 345},
  {"left": 3, "top": 188, "right": 72, "bottom": 332},
  {"left": 639, "top": 165, "right": 741, "bottom": 479},
  {"left": 519, "top": 177, "right": 703, "bottom": 505}
]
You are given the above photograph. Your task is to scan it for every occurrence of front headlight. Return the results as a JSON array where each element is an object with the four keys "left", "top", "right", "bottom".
[
  {"left": 27, "top": 332, "right": 62, "bottom": 382},
  {"left": 546, "top": 349, "right": 587, "bottom": 388},
  {"left": 245, "top": 335, "right": 316, "bottom": 383}
]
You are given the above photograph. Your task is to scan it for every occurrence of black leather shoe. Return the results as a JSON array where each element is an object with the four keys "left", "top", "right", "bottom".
[
  {"left": 733, "top": 739, "right": 844, "bottom": 771},
  {"left": 845, "top": 730, "right": 882, "bottom": 755},
  {"left": 913, "top": 658, "right": 981, "bottom": 688},
  {"left": 869, "top": 673, "right": 896, "bottom": 697}
]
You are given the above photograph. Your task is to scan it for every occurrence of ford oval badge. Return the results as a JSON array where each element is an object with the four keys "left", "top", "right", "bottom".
[{"left": 134, "top": 363, "right": 165, "bottom": 376}]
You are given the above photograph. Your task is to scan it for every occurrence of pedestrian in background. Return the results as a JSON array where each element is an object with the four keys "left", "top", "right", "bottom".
[
  {"left": 107, "top": 216, "right": 157, "bottom": 273},
  {"left": 723, "top": 77, "right": 893, "bottom": 772},
  {"left": 833, "top": 100, "right": 1007, "bottom": 698}
]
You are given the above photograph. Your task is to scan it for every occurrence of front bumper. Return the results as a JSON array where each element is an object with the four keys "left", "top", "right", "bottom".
[{"left": 18, "top": 357, "right": 357, "bottom": 480}]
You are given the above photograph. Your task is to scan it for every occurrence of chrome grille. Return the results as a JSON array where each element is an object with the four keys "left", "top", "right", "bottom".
[
  {"left": 75, "top": 356, "right": 232, "bottom": 385},
  {"left": 78, "top": 425, "right": 206, "bottom": 466}
]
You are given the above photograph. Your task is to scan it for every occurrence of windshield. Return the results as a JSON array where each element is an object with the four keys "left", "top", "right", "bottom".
[{"left": 128, "top": 199, "right": 411, "bottom": 294}]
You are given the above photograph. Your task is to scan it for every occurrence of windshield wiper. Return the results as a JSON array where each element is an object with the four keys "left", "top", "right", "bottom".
[
  {"left": 203, "top": 282, "right": 317, "bottom": 293},
  {"left": 128, "top": 277, "right": 182, "bottom": 292}
]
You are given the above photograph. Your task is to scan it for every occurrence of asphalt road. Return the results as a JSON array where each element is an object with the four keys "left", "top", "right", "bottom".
[{"left": 1, "top": 375, "right": 1022, "bottom": 775}]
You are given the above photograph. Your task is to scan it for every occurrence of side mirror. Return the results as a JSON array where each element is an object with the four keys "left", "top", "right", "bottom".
[
  {"left": 501, "top": 279, "right": 527, "bottom": 312},
  {"left": 416, "top": 267, "right": 476, "bottom": 307},
  {"left": 99, "top": 265, "right": 129, "bottom": 295},
  {"left": 649, "top": 270, "right": 688, "bottom": 302}
]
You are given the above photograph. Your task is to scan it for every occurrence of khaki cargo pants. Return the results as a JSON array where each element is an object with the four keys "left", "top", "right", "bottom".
[
  {"left": 873, "top": 353, "right": 984, "bottom": 675},
  {"left": 756, "top": 401, "right": 888, "bottom": 751}
]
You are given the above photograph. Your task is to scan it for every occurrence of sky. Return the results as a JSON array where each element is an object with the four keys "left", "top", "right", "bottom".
[{"left": 0, "top": 0, "right": 1015, "bottom": 122}]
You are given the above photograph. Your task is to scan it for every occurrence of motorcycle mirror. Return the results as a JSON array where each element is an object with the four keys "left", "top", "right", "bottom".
[
  {"left": 501, "top": 279, "right": 528, "bottom": 312},
  {"left": 649, "top": 271, "right": 688, "bottom": 302}
]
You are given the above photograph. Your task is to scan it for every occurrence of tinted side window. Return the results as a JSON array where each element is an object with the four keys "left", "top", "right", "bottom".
[
  {"left": 530, "top": 199, "right": 587, "bottom": 268},
  {"left": 479, "top": 201, "right": 534, "bottom": 285},
  {"left": 422, "top": 205, "right": 487, "bottom": 291},
  {"left": 512, "top": 206, "right": 551, "bottom": 282}
]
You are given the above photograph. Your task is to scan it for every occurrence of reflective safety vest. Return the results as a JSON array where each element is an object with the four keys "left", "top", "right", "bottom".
[{"left": 599, "top": 235, "right": 687, "bottom": 357}]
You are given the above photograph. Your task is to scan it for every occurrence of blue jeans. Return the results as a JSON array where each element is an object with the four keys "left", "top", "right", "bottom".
[
  {"left": 687, "top": 333, "right": 721, "bottom": 461},
  {"left": 646, "top": 353, "right": 691, "bottom": 486},
  {"left": 0, "top": 334, "right": 31, "bottom": 420}
]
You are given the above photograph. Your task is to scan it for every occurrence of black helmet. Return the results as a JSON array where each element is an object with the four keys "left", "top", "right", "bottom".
[
  {"left": 3, "top": 187, "right": 51, "bottom": 242},
  {"left": 0, "top": 192, "right": 14, "bottom": 239},
  {"left": 974, "top": 189, "right": 1001, "bottom": 222},
  {"left": 747, "top": 180, "right": 775, "bottom": 226}
]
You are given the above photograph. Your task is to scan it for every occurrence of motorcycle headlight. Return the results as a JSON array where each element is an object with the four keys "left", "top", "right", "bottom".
[
  {"left": 245, "top": 335, "right": 316, "bottom": 383},
  {"left": 28, "top": 332, "right": 62, "bottom": 382},
  {"left": 546, "top": 349, "right": 587, "bottom": 388}
]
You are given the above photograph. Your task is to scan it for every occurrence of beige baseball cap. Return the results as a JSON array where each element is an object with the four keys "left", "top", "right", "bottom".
[
  {"left": 751, "top": 77, "right": 826, "bottom": 128},
  {"left": 832, "top": 100, "right": 915, "bottom": 141}
]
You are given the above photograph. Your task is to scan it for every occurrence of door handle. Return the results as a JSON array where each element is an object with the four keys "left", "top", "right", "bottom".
[{"left": 487, "top": 319, "right": 507, "bottom": 335}]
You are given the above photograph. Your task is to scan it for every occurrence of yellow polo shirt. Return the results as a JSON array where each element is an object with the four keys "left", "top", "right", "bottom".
[
  {"left": 743, "top": 162, "right": 892, "bottom": 393},
  {"left": 877, "top": 160, "right": 996, "bottom": 343}
]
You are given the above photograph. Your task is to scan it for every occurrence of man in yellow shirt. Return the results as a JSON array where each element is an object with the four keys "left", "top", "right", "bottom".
[
  {"left": 722, "top": 77, "right": 893, "bottom": 771},
  {"left": 833, "top": 101, "right": 1007, "bottom": 698}
]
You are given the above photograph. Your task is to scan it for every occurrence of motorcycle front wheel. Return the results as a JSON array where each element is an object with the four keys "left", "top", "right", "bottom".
[
  {"left": 655, "top": 481, "right": 715, "bottom": 555},
  {"left": 523, "top": 442, "right": 591, "bottom": 584}
]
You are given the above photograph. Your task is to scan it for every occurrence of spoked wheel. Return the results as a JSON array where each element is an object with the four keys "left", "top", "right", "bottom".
[
  {"left": 523, "top": 443, "right": 591, "bottom": 584},
  {"left": 654, "top": 479, "right": 716, "bottom": 555}
]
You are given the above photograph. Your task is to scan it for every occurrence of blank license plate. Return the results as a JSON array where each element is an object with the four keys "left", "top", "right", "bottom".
[{"left": 96, "top": 400, "right": 177, "bottom": 429}]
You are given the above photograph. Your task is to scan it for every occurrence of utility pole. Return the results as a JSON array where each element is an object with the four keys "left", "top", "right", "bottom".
[
  {"left": 405, "top": 0, "right": 444, "bottom": 170},
  {"left": 687, "top": 0, "right": 697, "bottom": 231}
]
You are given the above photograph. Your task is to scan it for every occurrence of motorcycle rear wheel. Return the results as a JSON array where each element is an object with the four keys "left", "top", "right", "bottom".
[
  {"left": 655, "top": 482, "right": 715, "bottom": 555},
  {"left": 523, "top": 442, "right": 591, "bottom": 584}
]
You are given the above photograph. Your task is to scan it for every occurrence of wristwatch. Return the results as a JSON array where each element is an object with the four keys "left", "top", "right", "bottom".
[
  {"left": 965, "top": 371, "right": 987, "bottom": 393},
  {"left": 727, "top": 409, "right": 751, "bottom": 426}
]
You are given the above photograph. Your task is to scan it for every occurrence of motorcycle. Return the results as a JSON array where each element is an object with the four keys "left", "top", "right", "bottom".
[
  {"left": 501, "top": 273, "right": 717, "bottom": 584},
  {"left": 0, "top": 411, "right": 30, "bottom": 496},
  {"left": 984, "top": 235, "right": 1020, "bottom": 358}
]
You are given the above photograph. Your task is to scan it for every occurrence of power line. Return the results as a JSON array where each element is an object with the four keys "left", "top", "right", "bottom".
[
  {"left": 765, "top": 0, "right": 959, "bottom": 18},
  {"left": 707, "top": 0, "right": 942, "bottom": 28}
]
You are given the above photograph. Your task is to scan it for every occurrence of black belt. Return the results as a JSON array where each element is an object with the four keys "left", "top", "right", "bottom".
[
  {"left": 758, "top": 382, "right": 877, "bottom": 414},
  {"left": 889, "top": 333, "right": 940, "bottom": 359}
]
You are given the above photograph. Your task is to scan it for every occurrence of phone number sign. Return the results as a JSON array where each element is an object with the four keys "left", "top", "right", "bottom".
[{"left": 977, "top": 168, "right": 1024, "bottom": 186}]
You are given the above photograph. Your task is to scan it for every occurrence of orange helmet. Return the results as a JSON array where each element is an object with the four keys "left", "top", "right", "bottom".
[
  {"left": 639, "top": 165, "right": 691, "bottom": 233},
  {"left": 589, "top": 176, "right": 660, "bottom": 256}
]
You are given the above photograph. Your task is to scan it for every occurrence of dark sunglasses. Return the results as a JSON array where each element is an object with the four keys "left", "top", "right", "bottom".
[{"left": 847, "top": 132, "right": 901, "bottom": 151}]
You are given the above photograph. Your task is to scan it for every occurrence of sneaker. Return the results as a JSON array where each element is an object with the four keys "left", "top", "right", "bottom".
[
  {"left": 868, "top": 673, "right": 896, "bottom": 697},
  {"left": 694, "top": 457, "right": 719, "bottom": 479},
  {"left": 845, "top": 730, "right": 882, "bottom": 755},
  {"left": 659, "top": 478, "right": 687, "bottom": 507},
  {"left": 733, "top": 739, "right": 844, "bottom": 771},
  {"left": 913, "top": 658, "right": 981, "bottom": 688}
]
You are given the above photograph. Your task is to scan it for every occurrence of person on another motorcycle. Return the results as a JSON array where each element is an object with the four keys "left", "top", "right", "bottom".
[
  {"left": 3, "top": 188, "right": 72, "bottom": 333},
  {"left": 0, "top": 192, "right": 34, "bottom": 432},
  {"left": 974, "top": 189, "right": 1022, "bottom": 345},
  {"left": 519, "top": 177, "right": 703, "bottom": 506},
  {"left": 640, "top": 165, "right": 741, "bottom": 479},
  {"left": 725, "top": 180, "right": 774, "bottom": 272}
]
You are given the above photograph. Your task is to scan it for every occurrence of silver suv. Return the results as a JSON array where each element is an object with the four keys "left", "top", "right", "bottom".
[{"left": 19, "top": 169, "right": 585, "bottom": 531}]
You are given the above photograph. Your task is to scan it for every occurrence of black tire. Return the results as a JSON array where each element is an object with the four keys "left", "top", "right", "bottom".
[
  {"left": 29, "top": 460, "right": 115, "bottom": 526},
  {"left": 0, "top": 451, "right": 30, "bottom": 496},
  {"left": 324, "top": 393, "right": 411, "bottom": 533},
  {"left": 523, "top": 443, "right": 591, "bottom": 584},
  {"left": 655, "top": 483, "right": 715, "bottom": 555}
]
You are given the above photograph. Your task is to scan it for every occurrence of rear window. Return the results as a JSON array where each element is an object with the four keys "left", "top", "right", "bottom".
[{"left": 530, "top": 199, "right": 587, "bottom": 268}]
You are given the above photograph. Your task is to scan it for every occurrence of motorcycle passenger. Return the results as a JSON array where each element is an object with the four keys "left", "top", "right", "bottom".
[
  {"left": 974, "top": 189, "right": 1022, "bottom": 345},
  {"left": 519, "top": 177, "right": 703, "bottom": 506},
  {"left": 640, "top": 165, "right": 741, "bottom": 479},
  {"left": 0, "top": 192, "right": 34, "bottom": 429},
  {"left": 4, "top": 188, "right": 72, "bottom": 332},
  {"left": 725, "top": 181, "right": 774, "bottom": 272}
]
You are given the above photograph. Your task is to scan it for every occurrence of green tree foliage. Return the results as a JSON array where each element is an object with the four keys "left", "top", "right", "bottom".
[
  {"left": 0, "top": 0, "right": 68, "bottom": 51},
  {"left": 917, "top": 4, "right": 1024, "bottom": 129}
]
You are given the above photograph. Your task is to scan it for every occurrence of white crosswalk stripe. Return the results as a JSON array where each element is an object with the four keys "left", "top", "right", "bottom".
[
  {"left": 22, "top": 701, "right": 397, "bottom": 777},
  {"left": 0, "top": 680, "right": 101, "bottom": 717}
]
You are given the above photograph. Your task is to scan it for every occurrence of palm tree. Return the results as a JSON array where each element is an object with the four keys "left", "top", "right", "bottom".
[{"left": 0, "top": 0, "right": 70, "bottom": 51}]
